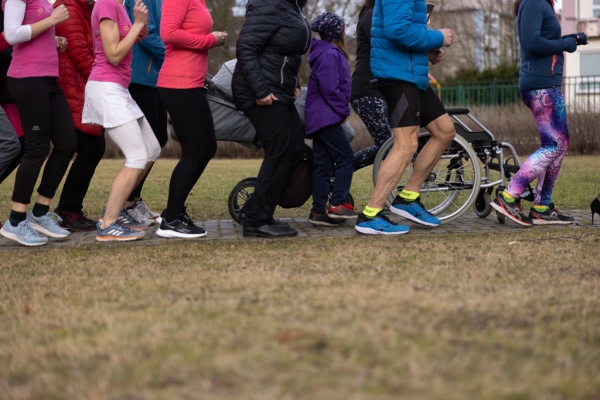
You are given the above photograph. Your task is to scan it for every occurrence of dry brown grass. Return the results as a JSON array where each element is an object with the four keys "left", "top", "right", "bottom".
[{"left": 1, "top": 158, "right": 600, "bottom": 399}]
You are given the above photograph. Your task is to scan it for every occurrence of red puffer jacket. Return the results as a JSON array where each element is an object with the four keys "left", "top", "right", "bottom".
[{"left": 55, "top": 0, "right": 101, "bottom": 136}]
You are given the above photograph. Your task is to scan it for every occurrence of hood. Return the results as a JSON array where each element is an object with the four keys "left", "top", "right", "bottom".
[
  {"left": 283, "top": 0, "right": 308, "bottom": 9},
  {"left": 308, "top": 38, "right": 339, "bottom": 67}
]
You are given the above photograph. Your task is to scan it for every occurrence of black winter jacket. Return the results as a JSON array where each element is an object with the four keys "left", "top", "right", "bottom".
[{"left": 232, "top": 0, "right": 310, "bottom": 111}]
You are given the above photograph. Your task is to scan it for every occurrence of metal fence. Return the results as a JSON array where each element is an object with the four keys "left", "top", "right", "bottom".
[{"left": 439, "top": 76, "right": 600, "bottom": 112}]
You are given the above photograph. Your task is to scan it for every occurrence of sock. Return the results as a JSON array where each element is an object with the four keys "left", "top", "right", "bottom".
[
  {"left": 9, "top": 210, "right": 26, "bottom": 227},
  {"left": 399, "top": 190, "right": 419, "bottom": 202},
  {"left": 363, "top": 206, "right": 382, "bottom": 218},
  {"left": 533, "top": 205, "right": 550, "bottom": 212},
  {"left": 32, "top": 203, "right": 50, "bottom": 217},
  {"left": 500, "top": 191, "right": 516, "bottom": 203}
]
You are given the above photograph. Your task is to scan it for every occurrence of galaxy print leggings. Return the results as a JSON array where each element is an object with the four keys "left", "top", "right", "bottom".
[
  {"left": 351, "top": 96, "right": 393, "bottom": 171},
  {"left": 506, "top": 87, "right": 569, "bottom": 206}
]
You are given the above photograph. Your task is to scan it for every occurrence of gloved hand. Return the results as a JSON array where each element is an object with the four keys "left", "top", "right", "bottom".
[{"left": 562, "top": 32, "right": 588, "bottom": 45}]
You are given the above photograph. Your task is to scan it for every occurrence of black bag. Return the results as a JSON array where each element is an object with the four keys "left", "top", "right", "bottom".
[{"left": 278, "top": 145, "right": 313, "bottom": 208}]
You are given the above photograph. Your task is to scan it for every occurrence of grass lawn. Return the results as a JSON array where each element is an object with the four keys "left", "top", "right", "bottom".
[{"left": 0, "top": 156, "right": 599, "bottom": 399}]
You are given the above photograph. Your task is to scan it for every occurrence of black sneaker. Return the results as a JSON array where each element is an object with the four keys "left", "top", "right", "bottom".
[
  {"left": 309, "top": 211, "right": 344, "bottom": 227},
  {"left": 529, "top": 204, "right": 574, "bottom": 225},
  {"left": 54, "top": 208, "right": 97, "bottom": 231},
  {"left": 156, "top": 210, "right": 207, "bottom": 238},
  {"left": 490, "top": 193, "right": 533, "bottom": 226}
]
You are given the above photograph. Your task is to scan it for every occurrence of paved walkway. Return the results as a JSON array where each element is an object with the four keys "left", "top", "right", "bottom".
[{"left": 1, "top": 209, "right": 598, "bottom": 251}]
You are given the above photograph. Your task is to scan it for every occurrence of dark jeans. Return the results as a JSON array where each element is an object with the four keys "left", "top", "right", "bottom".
[
  {"left": 311, "top": 123, "right": 354, "bottom": 213},
  {"left": 7, "top": 77, "right": 76, "bottom": 204},
  {"left": 128, "top": 83, "right": 168, "bottom": 201},
  {"left": 244, "top": 103, "right": 304, "bottom": 224},
  {"left": 158, "top": 87, "right": 216, "bottom": 215},
  {"left": 57, "top": 129, "right": 106, "bottom": 212}
]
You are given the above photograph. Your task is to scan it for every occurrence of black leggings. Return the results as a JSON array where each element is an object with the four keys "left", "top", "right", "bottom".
[
  {"left": 57, "top": 129, "right": 106, "bottom": 212},
  {"left": 158, "top": 87, "right": 216, "bottom": 215},
  {"left": 7, "top": 77, "right": 76, "bottom": 204},
  {"left": 128, "top": 83, "right": 168, "bottom": 201}
]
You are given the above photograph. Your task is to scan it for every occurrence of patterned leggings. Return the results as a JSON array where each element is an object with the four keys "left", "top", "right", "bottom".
[
  {"left": 351, "top": 96, "right": 393, "bottom": 171},
  {"left": 506, "top": 87, "right": 570, "bottom": 206}
]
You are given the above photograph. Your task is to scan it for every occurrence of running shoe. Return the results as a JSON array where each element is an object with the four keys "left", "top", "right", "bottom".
[
  {"left": 54, "top": 208, "right": 97, "bottom": 232},
  {"left": 528, "top": 204, "right": 574, "bottom": 225},
  {"left": 490, "top": 193, "right": 533, "bottom": 226},
  {"left": 126, "top": 204, "right": 156, "bottom": 227},
  {"left": 390, "top": 196, "right": 440, "bottom": 226},
  {"left": 96, "top": 219, "right": 146, "bottom": 242},
  {"left": 100, "top": 207, "right": 149, "bottom": 231},
  {"left": 135, "top": 200, "right": 161, "bottom": 220},
  {"left": 26, "top": 211, "right": 70, "bottom": 238},
  {"left": 354, "top": 211, "right": 410, "bottom": 235},
  {"left": 309, "top": 211, "right": 344, "bottom": 227},
  {"left": 156, "top": 210, "right": 207, "bottom": 238},
  {"left": 0, "top": 219, "right": 48, "bottom": 246},
  {"left": 327, "top": 203, "right": 360, "bottom": 219}
]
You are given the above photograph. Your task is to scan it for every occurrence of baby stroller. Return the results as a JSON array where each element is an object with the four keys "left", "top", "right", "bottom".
[{"left": 204, "top": 60, "right": 355, "bottom": 223}]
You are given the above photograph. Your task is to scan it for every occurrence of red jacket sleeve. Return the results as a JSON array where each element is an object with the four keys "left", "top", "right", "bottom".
[
  {"left": 0, "top": 34, "right": 10, "bottom": 53},
  {"left": 55, "top": 1, "right": 94, "bottom": 80}
]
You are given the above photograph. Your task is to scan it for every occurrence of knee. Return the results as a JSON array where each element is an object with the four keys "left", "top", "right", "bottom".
[{"left": 147, "top": 138, "right": 162, "bottom": 162}]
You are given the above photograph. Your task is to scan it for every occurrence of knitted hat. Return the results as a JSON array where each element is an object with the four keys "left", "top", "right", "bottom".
[{"left": 311, "top": 12, "right": 345, "bottom": 43}]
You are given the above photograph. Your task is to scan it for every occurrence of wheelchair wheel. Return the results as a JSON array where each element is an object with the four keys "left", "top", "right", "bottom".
[
  {"left": 474, "top": 190, "right": 492, "bottom": 218},
  {"left": 372, "top": 131, "right": 481, "bottom": 224},
  {"left": 228, "top": 177, "right": 256, "bottom": 222}
]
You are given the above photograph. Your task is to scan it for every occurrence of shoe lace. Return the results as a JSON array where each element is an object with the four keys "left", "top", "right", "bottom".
[
  {"left": 47, "top": 211, "right": 63, "bottom": 224},
  {"left": 375, "top": 212, "right": 395, "bottom": 227}
]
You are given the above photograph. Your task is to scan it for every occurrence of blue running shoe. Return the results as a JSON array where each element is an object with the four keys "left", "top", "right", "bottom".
[
  {"left": 27, "top": 211, "right": 70, "bottom": 238},
  {"left": 96, "top": 219, "right": 146, "bottom": 242},
  {"left": 354, "top": 211, "right": 410, "bottom": 235},
  {"left": 0, "top": 219, "right": 48, "bottom": 246},
  {"left": 390, "top": 196, "right": 440, "bottom": 226},
  {"left": 101, "top": 207, "right": 148, "bottom": 231}
]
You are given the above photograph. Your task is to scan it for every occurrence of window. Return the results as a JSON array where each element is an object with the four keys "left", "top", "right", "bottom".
[
  {"left": 594, "top": 0, "right": 600, "bottom": 18},
  {"left": 579, "top": 53, "right": 600, "bottom": 93}
]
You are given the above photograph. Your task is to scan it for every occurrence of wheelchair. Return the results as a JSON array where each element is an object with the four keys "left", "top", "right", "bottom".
[{"left": 372, "top": 107, "right": 533, "bottom": 224}]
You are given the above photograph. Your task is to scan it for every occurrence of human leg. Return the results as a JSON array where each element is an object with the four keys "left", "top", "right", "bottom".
[
  {"left": 156, "top": 87, "right": 215, "bottom": 238},
  {"left": 127, "top": 84, "right": 167, "bottom": 218},
  {"left": 0, "top": 107, "right": 20, "bottom": 179},
  {"left": 351, "top": 96, "right": 393, "bottom": 171}
]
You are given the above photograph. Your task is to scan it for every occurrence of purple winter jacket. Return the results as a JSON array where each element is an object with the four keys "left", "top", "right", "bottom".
[{"left": 304, "top": 38, "right": 350, "bottom": 136}]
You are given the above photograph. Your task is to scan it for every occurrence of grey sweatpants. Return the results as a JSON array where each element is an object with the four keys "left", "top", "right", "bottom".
[{"left": 0, "top": 106, "right": 20, "bottom": 179}]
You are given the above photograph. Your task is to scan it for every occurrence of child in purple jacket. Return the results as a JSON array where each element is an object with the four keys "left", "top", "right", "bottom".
[{"left": 305, "top": 12, "right": 358, "bottom": 226}]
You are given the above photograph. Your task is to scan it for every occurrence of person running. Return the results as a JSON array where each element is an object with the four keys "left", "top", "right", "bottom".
[
  {"left": 53, "top": 0, "right": 105, "bottom": 232},
  {"left": 83, "top": 0, "right": 161, "bottom": 242},
  {"left": 155, "top": 0, "right": 226, "bottom": 238},
  {"left": 351, "top": 0, "right": 392, "bottom": 172},
  {"left": 0, "top": 0, "right": 76, "bottom": 246},
  {"left": 490, "top": 0, "right": 586, "bottom": 226},
  {"left": 354, "top": 0, "right": 456, "bottom": 236},
  {"left": 305, "top": 12, "right": 358, "bottom": 227},
  {"left": 124, "top": 0, "right": 166, "bottom": 226},
  {"left": 232, "top": 0, "right": 310, "bottom": 238}
]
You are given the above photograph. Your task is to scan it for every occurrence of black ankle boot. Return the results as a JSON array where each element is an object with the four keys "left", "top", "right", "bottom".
[{"left": 591, "top": 195, "right": 600, "bottom": 224}]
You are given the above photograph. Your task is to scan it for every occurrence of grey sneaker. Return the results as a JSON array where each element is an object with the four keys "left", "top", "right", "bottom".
[
  {"left": 126, "top": 204, "right": 156, "bottom": 227},
  {"left": 0, "top": 219, "right": 48, "bottom": 246},
  {"left": 135, "top": 200, "right": 160, "bottom": 220},
  {"left": 96, "top": 219, "right": 146, "bottom": 242},
  {"left": 27, "top": 211, "right": 70, "bottom": 238},
  {"left": 101, "top": 207, "right": 149, "bottom": 231}
]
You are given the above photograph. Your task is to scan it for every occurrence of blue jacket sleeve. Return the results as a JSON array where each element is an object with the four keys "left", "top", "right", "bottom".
[
  {"left": 519, "top": 0, "right": 575, "bottom": 55},
  {"left": 380, "top": 0, "right": 443, "bottom": 51},
  {"left": 125, "top": 0, "right": 165, "bottom": 63}
]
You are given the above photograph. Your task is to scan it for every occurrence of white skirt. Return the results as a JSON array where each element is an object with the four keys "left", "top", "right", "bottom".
[{"left": 82, "top": 81, "right": 144, "bottom": 128}]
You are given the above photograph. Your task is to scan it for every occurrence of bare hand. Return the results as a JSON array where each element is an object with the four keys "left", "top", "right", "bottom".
[
  {"left": 440, "top": 29, "right": 454, "bottom": 47},
  {"left": 55, "top": 36, "right": 68, "bottom": 52},
  {"left": 256, "top": 93, "right": 278, "bottom": 106},
  {"left": 212, "top": 31, "right": 228, "bottom": 47},
  {"left": 428, "top": 48, "right": 445, "bottom": 65},
  {"left": 51, "top": 4, "right": 69, "bottom": 25},
  {"left": 133, "top": 0, "right": 148, "bottom": 25},
  {"left": 137, "top": 25, "right": 148, "bottom": 42}
]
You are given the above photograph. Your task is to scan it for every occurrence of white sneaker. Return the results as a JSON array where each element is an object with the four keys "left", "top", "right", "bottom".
[
  {"left": 126, "top": 204, "right": 156, "bottom": 227},
  {"left": 135, "top": 200, "right": 160, "bottom": 220}
]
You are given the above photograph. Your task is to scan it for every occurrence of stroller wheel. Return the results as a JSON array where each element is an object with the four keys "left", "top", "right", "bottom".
[{"left": 228, "top": 177, "right": 257, "bottom": 223}]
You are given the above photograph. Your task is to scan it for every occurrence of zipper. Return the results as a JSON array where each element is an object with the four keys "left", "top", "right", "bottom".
[
  {"left": 147, "top": 56, "right": 153, "bottom": 75},
  {"left": 280, "top": 56, "right": 288, "bottom": 84}
]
